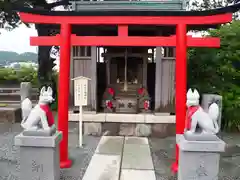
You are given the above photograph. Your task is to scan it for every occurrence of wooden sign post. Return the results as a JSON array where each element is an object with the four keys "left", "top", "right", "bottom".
[{"left": 72, "top": 76, "right": 91, "bottom": 147}]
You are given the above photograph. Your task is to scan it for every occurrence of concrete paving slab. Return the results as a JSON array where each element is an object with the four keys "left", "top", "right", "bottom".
[
  {"left": 120, "top": 169, "right": 156, "bottom": 180},
  {"left": 82, "top": 154, "right": 121, "bottom": 180},
  {"left": 125, "top": 136, "right": 148, "bottom": 145},
  {"left": 95, "top": 136, "right": 124, "bottom": 155},
  {"left": 122, "top": 144, "right": 154, "bottom": 170}
]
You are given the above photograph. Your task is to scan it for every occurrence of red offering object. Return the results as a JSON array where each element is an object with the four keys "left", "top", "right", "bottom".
[
  {"left": 144, "top": 100, "right": 149, "bottom": 110},
  {"left": 185, "top": 106, "right": 200, "bottom": 130},
  {"left": 40, "top": 104, "right": 55, "bottom": 126},
  {"left": 106, "top": 100, "right": 113, "bottom": 109},
  {"left": 108, "top": 88, "right": 114, "bottom": 96},
  {"left": 138, "top": 88, "right": 144, "bottom": 95}
]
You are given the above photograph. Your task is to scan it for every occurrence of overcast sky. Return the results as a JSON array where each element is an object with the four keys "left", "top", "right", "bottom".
[
  {"left": 0, "top": 24, "right": 38, "bottom": 53},
  {"left": 0, "top": 16, "right": 202, "bottom": 55},
  {"left": 0, "top": 1, "right": 63, "bottom": 54}
]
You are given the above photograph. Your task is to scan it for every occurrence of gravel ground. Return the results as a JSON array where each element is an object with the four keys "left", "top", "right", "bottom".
[
  {"left": 149, "top": 134, "right": 240, "bottom": 180},
  {"left": 0, "top": 122, "right": 101, "bottom": 180},
  {"left": 1, "top": 122, "right": 240, "bottom": 180}
]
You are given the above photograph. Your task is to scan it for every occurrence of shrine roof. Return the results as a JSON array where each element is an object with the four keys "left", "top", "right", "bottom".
[
  {"left": 71, "top": 0, "right": 186, "bottom": 11},
  {"left": 15, "top": 3, "right": 240, "bottom": 17}
]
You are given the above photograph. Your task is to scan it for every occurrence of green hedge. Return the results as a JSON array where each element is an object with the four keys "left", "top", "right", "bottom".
[
  {"left": 188, "top": 21, "right": 240, "bottom": 131},
  {"left": 0, "top": 66, "right": 38, "bottom": 86},
  {"left": 0, "top": 66, "right": 59, "bottom": 110}
]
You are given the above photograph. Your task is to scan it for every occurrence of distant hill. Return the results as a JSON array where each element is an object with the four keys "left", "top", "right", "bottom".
[{"left": 0, "top": 51, "right": 38, "bottom": 65}]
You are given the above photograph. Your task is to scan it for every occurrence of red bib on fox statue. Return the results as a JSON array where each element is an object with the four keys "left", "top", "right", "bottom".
[
  {"left": 40, "top": 104, "right": 55, "bottom": 127},
  {"left": 185, "top": 106, "right": 200, "bottom": 130}
]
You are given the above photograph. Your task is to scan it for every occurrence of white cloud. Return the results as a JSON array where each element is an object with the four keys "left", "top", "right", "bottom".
[
  {"left": 0, "top": 24, "right": 37, "bottom": 53},
  {"left": 0, "top": 1, "right": 67, "bottom": 54}
]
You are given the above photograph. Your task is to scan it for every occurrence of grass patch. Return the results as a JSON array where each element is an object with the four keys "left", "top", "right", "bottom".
[{"left": 0, "top": 104, "right": 7, "bottom": 107}]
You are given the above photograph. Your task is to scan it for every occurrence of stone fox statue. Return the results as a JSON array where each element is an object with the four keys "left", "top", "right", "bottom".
[
  {"left": 21, "top": 86, "right": 55, "bottom": 131},
  {"left": 185, "top": 89, "right": 220, "bottom": 134}
]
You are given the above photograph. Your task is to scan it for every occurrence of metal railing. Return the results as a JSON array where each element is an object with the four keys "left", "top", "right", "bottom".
[{"left": 0, "top": 84, "right": 38, "bottom": 105}]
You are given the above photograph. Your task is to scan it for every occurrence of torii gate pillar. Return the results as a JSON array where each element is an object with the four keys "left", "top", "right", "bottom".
[
  {"left": 171, "top": 23, "right": 187, "bottom": 173},
  {"left": 58, "top": 23, "right": 72, "bottom": 168}
]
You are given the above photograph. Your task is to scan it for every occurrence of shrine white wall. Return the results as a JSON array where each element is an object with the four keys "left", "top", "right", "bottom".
[{"left": 155, "top": 47, "right": 176, "bottom": 113}]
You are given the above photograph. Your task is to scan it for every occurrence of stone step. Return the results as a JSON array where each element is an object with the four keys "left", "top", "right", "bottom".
[
  {"left": 0, "top": 95, "right": 21, "bottom": 101},
  {"left": 0, "top": 106, "right": 21, "bottom": 123},
  {"left": 117, "top": 93, "right": 137, "bottom": 96},
  {"left": 117, "top": 87, "right": 138, "bottom": 89},
  {"left": 120, "top": 137, "right": 156, "bottom": 180},
  {"left": 68, "top": 112, "right": 176, "bottom": 123},
  {"left": 0, "top": 96, "right": 38, "bottom": 102},
  {"left": 95, "top": 136, "right": 124, "bottom": 155},
  {"left": 82, "top": 136, "right": 156, "bottom": 180},
  {"left": 117, "top": 92, "right": 137, "bottom": 95},
  {"left": 82, "top": 136, "right": 124, "bottom": 180},
  {"left": 82, "top": 154, "right": 121, "bottom": 180},
  {"left": 120, "top": 170, "right": 156, "bottom": 180},
  {"left": 0, "top": 100, "right": 38, "bottom": 104},
  {"left": 0, "top": 100, "right": 20, "bottom": 104},
  {"left": 121, "top": 137, "right": 154, "bottom": 170},
  {"left": 0, "top": 92, "right": 20, "bottom": 95},
  {"left": 118, "top": 89, "right": 137, "bottom": 92},
  {"left": 0, "top": 88, "right": 20, "bottom": 93},
  {"left": 117, "top": 87, "right": 138, "bottom": 90},
  {"left": 116, "top": 95, "right": 137, "bottom": 99}
]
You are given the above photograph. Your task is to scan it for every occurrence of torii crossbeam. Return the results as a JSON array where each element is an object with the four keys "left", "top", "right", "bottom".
[{"left": 30, "top": 34, "right": 220, "bottom": 47}]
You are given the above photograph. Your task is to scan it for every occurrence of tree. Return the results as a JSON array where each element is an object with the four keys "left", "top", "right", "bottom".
[
  {"left": 187, "top": 0, "right": 240, "bottom": 131},
  {"left": 0, "top": 51, "right": 38, "bottom": 65},
  {"left": 188, "top": 21, "right": 240, "bottom": 131},
  {"left": 187, "top": 0, "right": 240, "bottom": 19},
  {"left": 0, "top": 0, "right": 70, "bottom": 101},
  {"left": 188, "top": 0, "right": 233, "bottom": 10},
  {"left": 0, "top": 0, "right": 70, "bottom": 30}
]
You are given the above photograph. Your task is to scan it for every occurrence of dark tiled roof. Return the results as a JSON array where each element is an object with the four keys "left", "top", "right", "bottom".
[{"left": 14, "top": 3, "right": 240, "bottom": 17}]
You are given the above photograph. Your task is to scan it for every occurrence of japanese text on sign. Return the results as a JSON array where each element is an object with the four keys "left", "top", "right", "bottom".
[{"left": 73, "top": 77, "right": 89, "bottom": 106}]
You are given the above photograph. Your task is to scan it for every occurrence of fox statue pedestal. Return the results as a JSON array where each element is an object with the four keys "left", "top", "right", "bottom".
[
  {"left": 14, "top": 131, "right": 62, "bottom": 180},
  {"left": 178, "top": 134, "right": 225, "bottom": 180},
  {"left": 178, "top": 88, "right": 224, "bottom": 179}
]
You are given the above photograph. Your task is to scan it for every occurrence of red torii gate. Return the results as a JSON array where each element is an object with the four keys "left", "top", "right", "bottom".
[{"left": 18, "top": 11, "right": 232, "bottom": 171}]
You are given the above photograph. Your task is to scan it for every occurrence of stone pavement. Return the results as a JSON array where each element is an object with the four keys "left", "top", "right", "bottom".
[
  {"left": 82, "top": 136, "right": 155, "bottom": 180},
  {"left": 1, "top": 122, "right": 240, "bottom": 180}
]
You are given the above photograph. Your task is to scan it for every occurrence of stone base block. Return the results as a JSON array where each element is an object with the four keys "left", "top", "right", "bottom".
[
  {"left": 151, "top": 123, "right": 175, "bottom": 138},
  {"left": 178, "top": 135, "right": 225, "bottom": 180},
  {"left": 135, "top": 124, "right": 151, "bottom": 137},
  {"left": 102, "top": 122, "right": 120, "bottom": 136},
  {"left": 0, "top": 107, "right": 21, "bottom": 123},
  {"left": 14, "top": 132, "right": 62, "bottom": 180},
  {"left": 20, "top": 82, "right": 32, "bottom": 101},
  {"left": 84, "top": 122, "right": 102, "bottom": 136},
  {"left": 201, "top": 94, "right": 222, "bottom": 129},
  {"left": 184, "top": 132, "right": 220, "bottom": 141},
  {"left": 119, "top": 123, "right": 136, "bottom": 136},
  {"left": 22, "top": 125, "right": 57, "bottom": 136},
  {"left": 82, "top": 122, "right": 175, "bottom": 137}
]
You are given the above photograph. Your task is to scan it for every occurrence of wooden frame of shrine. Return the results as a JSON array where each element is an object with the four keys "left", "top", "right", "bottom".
[{"left": 17, "top": 3, "right": 240, "bottom": 171}]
